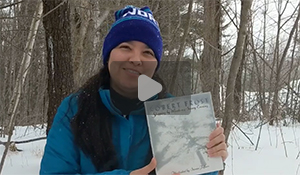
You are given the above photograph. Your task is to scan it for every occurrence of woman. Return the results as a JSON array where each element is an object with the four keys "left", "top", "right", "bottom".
[{"left": 40, "top": 5, "right": 228, "bottom": 175}]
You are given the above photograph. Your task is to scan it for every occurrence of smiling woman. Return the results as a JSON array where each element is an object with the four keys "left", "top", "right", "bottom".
[{"left": 39, "top": 5, "right": 228, "bottom": 175}]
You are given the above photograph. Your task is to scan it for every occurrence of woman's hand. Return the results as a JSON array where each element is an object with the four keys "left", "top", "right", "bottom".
[
  {"left": 206, "top": 122, "right": 228, "bottom": 161},
  {"left": 130, "top": 158, "right": 157, "bottom": 175}
]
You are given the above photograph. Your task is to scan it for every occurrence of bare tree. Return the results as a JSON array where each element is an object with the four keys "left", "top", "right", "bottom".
[
  {"left": 223, "top": 0, "right": 253, "bottom": 144},
  {"left": 200, "top": 0, "right": 222, "bottom": 118},
  {"left": 269, "top": 2, "right": 300, "bottom": 126}
]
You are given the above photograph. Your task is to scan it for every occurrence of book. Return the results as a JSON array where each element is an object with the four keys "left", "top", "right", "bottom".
[{"left": 144, "top": 92, "right": 224, "bottom": 175}]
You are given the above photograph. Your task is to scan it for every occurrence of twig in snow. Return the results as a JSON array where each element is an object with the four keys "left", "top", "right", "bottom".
[
  {"left": 279, "top": 124, "right": 288, "bottom": 157},
  {"left": 296, "top": 151, "right": 300, "bottom": 159},
  {"left": 231, "top": 121, "right": 255, "bottom": 145},
  {"left": 296, "top": 163, "right": 300, "bottom": 175}
]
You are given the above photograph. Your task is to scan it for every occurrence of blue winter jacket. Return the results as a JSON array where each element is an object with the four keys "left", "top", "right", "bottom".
[{"left": 40, "top": 88, "right": 219, "bottom": 175}]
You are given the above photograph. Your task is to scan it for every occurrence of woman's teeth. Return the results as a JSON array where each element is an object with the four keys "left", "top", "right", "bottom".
[{"left": 127, "top": 69, "right": 140, "bottom": 75}]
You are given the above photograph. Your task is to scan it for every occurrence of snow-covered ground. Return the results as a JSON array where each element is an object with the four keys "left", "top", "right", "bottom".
[
  {"left": 0, "top": 126, "right": 46, "bottom": 175},
  {"left": 0, "top": 121, "right": 299, "bottom": 175},
  {"left": 224, "top": 121, "right": 300, "bottom": 175}
]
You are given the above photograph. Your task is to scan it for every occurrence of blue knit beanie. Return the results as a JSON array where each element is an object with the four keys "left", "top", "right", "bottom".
[{"left": 102, "top": 6, "right": 163, "bottom": 69}]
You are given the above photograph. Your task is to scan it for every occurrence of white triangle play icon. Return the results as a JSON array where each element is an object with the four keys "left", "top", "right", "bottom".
[{"left": 138, "top": 74, "right": 162, "bottom": 101}]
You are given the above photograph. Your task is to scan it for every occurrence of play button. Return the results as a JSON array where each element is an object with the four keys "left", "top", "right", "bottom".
[{"left": 138, "top": 74, "right": 162, "bottom": 101}]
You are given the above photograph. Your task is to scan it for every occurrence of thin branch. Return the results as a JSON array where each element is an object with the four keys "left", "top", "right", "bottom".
[
  {"left": 42, "top": 0, "right": 67, "bottom": 19},
  {"left": 221, "top": 4, "right": 238, "bottom": 30},
  {"left": 222, "top": 46, "right": 236, "bottom": 57},
  {"left": 280, "top": 0, "right": 290, "bottom": 16},
  {"left": 201, "top": 38, "right": 223, "bottom": 53},
  {"left": 190, "top": 41, "right": 200, "bottom": 61},
  {"left": 0, "top": 0, "right": 23, "bottom": 10},
  {"left": 280, "top": 3, "right": 299, "bottom": 29},
  {"left": 0, "top": 16, "right": 33, "bottom": 20}
]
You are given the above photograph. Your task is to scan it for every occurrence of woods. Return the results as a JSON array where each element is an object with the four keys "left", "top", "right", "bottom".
[{"left": 0, "top": 0, "right": 300, "bottom": 173}]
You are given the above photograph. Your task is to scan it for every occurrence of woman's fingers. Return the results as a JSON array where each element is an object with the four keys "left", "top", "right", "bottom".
[
  {"left": 130, "top": 158, "right": 157, "bottom": 175},
  {"left": 141, "top": 158, "right": 157, "bottom": 173},
  {"left": 216, "top": 121, "right": 221, "bottom": 128},
  {"left": 207, "top": 141, "right": 227, "bottom": 154},
  {"left": 208, "top": 126, "right": 224, "bottom": 141},
  {"left": 206, "top": 124, "right": 228, "bottom": 161},
  {"left": 207, "top": 129, "right": 225, "bottom": 149},
  {"left": 207, "top": 142, "right": 228, "bottom": 161},
  {"left": 207, "top": 141, "right": 227, "bottom": 158}
]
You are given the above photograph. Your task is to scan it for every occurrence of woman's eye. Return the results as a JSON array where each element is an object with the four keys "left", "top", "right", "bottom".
[
  {"left": 119, "top": 45, "right": 131, "bottom": 49},
  {"left": 144, "top": 50, "right": 154, "bottom": 56}
]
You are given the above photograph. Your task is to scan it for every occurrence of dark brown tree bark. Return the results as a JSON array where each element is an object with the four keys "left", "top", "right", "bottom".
[
  {"left": 42, "top": 0, "right": 74, "bottom": 135},
  {"left": 200, "top": 0, "right": 222, "bottom": 119}
]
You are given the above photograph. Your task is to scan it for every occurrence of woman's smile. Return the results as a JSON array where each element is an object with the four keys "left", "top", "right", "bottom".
[{"left": 123, "top": 68, "right": 142, "bottom": 76}]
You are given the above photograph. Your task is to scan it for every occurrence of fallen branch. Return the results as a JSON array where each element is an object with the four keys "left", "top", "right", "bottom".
[{"left": 0, "top": 136, "right": 47, "bottom": 145}]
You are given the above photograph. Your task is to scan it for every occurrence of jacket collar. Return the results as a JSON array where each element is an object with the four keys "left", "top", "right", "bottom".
[{"left": 98, "top": 87, "right": 158, "bottom": 116}]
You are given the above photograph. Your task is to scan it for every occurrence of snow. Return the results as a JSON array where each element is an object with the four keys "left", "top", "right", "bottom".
[
  {"left": 0, "top": 126, "right": 46, "bottom": 175},
  {"left": 0, "top": 121, "right": 299, "bottom": 175},
  {"left": 224, "top": 121, "right": 300, "bottom": 175}
]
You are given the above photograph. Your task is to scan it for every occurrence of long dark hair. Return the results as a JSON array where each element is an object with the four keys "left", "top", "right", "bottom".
[{"left": 70, "top": 65, "right": 167, "bottom": 172}]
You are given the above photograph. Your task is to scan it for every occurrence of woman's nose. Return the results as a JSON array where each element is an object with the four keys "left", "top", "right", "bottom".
[{"left": 129, "top": 52, "right": 142, "bottom": 66}]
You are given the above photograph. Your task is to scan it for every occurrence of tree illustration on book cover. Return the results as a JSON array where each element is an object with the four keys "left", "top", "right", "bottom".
[{"left": 144, "top": 92, "right": 223, "bottom": 175}]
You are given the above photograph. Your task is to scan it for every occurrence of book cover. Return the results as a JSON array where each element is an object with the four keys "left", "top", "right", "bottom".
[{"left": 144, "top": 92, "right": 224, "bottom": 175}]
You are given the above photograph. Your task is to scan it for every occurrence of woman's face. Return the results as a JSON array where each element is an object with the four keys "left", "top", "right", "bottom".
[{"left": 108, "top": 41, "right": 158, "bottom": 97}]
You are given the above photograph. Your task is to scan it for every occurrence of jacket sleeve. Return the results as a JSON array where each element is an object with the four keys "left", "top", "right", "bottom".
[{"left": 39, "top": 95, "right": 131, "bottom": 175}]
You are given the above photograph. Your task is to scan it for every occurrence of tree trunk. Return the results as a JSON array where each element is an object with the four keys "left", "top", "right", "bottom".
[
  {"left": 0, "top": 6, "right": 5, "bottom": 137},
  {"left": 223, "top": 0, "right": 253, "bottom": 144},
  {"left": 268, "top": 1, "right": 282, "bottom": 126},
  {"left": 286, "top": 18, "right": 298, "bottom": 124},
  {"left": 169, "top": 0, "right": 193, "bottom": 94},
  {"left": 200, "top": 0, "right": 222, "bottom": 119},
  {"left": 42, "top": 0, "right": 74, "bottom": 135},
  {"left": 71, "top": 0, "right": 91, "bottom": 88},
  {"left": 234, "top": 35, "right": 247, "bottom": 121}
]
